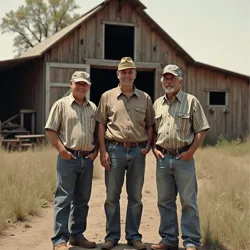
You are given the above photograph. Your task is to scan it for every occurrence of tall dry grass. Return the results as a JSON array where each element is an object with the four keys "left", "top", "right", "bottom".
[
  {"left": 0, "top": 147, "right": 56, "bottom": 232},
  {"left": 0, "top": 141, "right": 249, "bottom": 249},
  {"left": 0, "top": 146, "right": 101, "bottom": 234},
  {"left": 196, "top": 140, "right": 250, "bottom": 250}
]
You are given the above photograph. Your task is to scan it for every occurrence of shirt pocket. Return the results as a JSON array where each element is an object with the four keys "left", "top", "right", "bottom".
[
  {"left": 134, "top": 108, "right": 146, "bottom": 126},
  {"left": 175, "top": 112, "right": 190, "bottom": 132},
  {"left": 154, "top": 114, "right": 162, "bottom": 130}
]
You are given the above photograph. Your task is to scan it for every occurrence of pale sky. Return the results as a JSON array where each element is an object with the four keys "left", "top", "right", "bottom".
[{"left": 0, "top": 0, "right": 249, "bottom": 75}]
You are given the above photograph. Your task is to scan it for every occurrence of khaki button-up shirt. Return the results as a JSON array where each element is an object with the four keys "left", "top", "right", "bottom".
[
  {"left": 153, "top": 90, "right": 210, "bottom": 149},
  {"left": 96, "top": 86, "right": 154, "bottom": 142},
  {"left": 45, "top": 93, "right": 97, "bottom": 151}
]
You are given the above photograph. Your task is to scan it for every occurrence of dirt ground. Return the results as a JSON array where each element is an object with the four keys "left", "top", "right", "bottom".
[{"left": 0, "top": 152, "right": 208, "bottom": 250}]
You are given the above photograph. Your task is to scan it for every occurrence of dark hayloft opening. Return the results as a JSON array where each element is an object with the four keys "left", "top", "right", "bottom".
[{"left": 105, "top": 24, "right": 134, "bottom": 60}]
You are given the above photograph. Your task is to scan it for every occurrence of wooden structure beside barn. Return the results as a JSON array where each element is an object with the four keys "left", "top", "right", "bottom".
[{"left": 0, "top": 0, "right": 249, "bottom": 144}]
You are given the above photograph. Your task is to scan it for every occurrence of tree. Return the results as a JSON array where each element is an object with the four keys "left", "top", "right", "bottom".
[{"left": 0, "top": 0, "right": 80, "bottom": 56}]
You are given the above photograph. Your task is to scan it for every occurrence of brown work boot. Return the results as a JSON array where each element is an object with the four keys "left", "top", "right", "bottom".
[
  {"left": 53, "top": 243, "right": 68, "bottom": 250},
  {"left": 69, "top": 237, "right": 96, "bottom": 248},
  {"left": 151, "top": 242, "right": 178, "bottom": 250},
  {"left": 128, "top": 240, "right": 147, "bottom": 250},
  {"left": 101, "top": 240, "right": 118, "bottom": 250}
]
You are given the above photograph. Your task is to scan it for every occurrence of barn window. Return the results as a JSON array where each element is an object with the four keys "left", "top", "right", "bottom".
[
  {"left": 104, "top": 23, "right": 135, "bottom": 60},
  {"left": 208, "top": 91, "right": 227, "bottom": 106}
]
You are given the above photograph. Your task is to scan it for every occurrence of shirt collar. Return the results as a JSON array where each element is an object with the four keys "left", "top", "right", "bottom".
[
  {"left": 69, "top": 93, "right": 89, "bottom": 106},
  {"left": 176, "top": 89, "right": 184, "bottom": 102},
  {"left": 162, "top": 89, "right": 184, "bottom": 104},
  {"left": 116, "top": 85, "right": 139, "bottom": 98}
]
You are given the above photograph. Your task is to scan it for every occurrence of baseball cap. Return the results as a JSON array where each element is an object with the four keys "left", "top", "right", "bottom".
[
  {"left": 118, "top": 57, "right": 136, "bottom": 71},
  {"left": 71, "top": 71, "right": 91, "bottom": 85},
  {"left": 162, "top": 64, "right": 182, "bottom": 77}
]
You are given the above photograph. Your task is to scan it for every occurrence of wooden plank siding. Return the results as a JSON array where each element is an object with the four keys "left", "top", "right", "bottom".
[
  {"left": 46, "top": 1, "right": 183, "bottom": 65},
  {"left": 185, "top": 67, "right": 249, "bottom": 143}
]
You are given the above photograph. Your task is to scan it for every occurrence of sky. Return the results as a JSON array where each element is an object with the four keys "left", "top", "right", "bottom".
[{"left": 0, "top": 0, "right": 249, "bottom": 75}]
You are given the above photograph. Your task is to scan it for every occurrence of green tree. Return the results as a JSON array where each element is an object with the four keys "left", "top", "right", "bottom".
[{"left": 0, "top": 0, "right": 80, "bottom": 56}]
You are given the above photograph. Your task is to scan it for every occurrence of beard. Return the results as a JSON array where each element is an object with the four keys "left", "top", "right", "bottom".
[{"left": 163, "top": 86, "right": 175, "bottom": 94}]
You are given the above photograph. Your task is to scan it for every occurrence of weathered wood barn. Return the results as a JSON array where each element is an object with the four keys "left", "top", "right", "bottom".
[{"left": 0, "top": 0, "right": 249, "bottom": 144}]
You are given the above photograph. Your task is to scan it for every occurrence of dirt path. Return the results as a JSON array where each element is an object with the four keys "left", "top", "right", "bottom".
[{"left": 0, "top": 153, "right": 207, "bottom": 250}]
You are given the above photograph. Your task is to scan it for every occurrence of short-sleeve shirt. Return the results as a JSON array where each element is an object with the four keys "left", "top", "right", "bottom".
[
  {"left": 153, "top": 90, "right": 210, "bottom": 149},
  {"left": 96, "top": 86, "right": 154, "bottom": 142},
  {"left": 45, "top": 93, "right": 97, "bottom": 151}
]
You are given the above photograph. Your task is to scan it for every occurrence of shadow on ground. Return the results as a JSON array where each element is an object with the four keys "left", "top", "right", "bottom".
[{"left": 68, "top": 243, "right": 214, "bottom": 250}]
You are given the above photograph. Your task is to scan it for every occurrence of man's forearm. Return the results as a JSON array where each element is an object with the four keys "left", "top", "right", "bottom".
[
  {"left": 93, "top": 122, "right": 99, "bottom": 152},
  {"left": 145, "top": 126, "right": 153, "bottom": 149},
  {"left": 45, "top": 129, "right": 65, "bottom": 153},
  {"left": 188, "top": 130, "right": 206, "bottom": 154},
  {"left": 98, "top": 123, "right": 107, "bottom": 153}
]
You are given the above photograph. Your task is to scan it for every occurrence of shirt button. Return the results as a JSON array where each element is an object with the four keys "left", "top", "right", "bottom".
[
  {"left": 167, "top": 123, "right": 170, "bottom": 126},
  {"left": 167, "top": 132, "right": 169, "bottom": 134},
  {"left": 168, "top": 115, "right": 170, "bottom": 117}
]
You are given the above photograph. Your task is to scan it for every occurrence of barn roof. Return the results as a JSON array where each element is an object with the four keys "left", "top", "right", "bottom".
[{"left": 0, "top": 0, "right": 249, "bottom": 79}]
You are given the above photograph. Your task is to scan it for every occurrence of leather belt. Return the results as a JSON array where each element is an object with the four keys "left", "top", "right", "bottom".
[
  {"left": 156, "top": 145, "right": 190, "bottom": 156},
  {"left": 66, "top": 148, "right": 94, "bottom": 157},
  {"left": 107, "top": 140, "right": 146, "bottom": 148}
]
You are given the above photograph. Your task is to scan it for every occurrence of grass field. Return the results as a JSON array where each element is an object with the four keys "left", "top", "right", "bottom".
[{"left": 0, "top": 140, "right": 249, "bottom": 249}]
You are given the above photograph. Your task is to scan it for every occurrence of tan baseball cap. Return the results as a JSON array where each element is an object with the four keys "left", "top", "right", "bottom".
[
  {"left": 71, "top": 71, "right": 91, "bottom": 85},
  {"left": 118, "top": 57, "right": 136, "bottom": 71},
  {"left": 162, "top": 64, "right": 182, "bottom": 77}
]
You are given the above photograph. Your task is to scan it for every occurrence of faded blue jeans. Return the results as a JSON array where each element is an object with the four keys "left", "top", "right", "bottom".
[
  {"left": 104, "top": 143, "right": 146, "bottom": 242},
  {"left": 51, "top": 154, "right": 94, "bottom": 246},
  {"left": 156, "top": 155, "right": 201, "bottom": 249}
]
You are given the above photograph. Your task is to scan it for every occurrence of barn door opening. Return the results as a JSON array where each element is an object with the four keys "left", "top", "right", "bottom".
[
  {"left": 104, "top": 24, "right": 135, "bottom": 60},
  {"left": 90, "top": 68, "right": 155, "bottom": 106}
]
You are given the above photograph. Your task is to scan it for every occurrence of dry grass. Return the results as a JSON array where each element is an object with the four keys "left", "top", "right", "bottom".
[
  {"left": 0, "top": 141, "right": 249, "bottom": 249},
  {"left": 196, "top": 140, "right": 250, "bottom": 250},
  {"left": 0, "top": 146, "right": 102, "bottom": 234},
  {"left": 0, "top": 146, "right": 56, "bottom": 231}
]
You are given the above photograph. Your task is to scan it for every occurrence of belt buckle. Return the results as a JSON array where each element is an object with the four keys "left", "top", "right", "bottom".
[
  {"left": 124, "top": 142, "right": 129, "bottom": 147},
  {"left": 166, "top": 149, "right": 175, "bottom": 156},
  {"left": 77, "top": 151, "right": 82, "bottom": 156}
]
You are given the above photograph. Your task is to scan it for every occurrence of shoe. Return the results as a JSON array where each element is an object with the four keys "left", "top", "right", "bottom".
[
  {"left": 69, "top": 237, "right": 96, "bottom": 248},
  {"left": 185, "top": 247, "right": 198, "bottom": 250},
  {"left": 128, "top": 240, "right": 147, "bottom": 250},
  {"left": 151, "top": 242, "right": 178, "bottom": 250},
  {"left": 101, "top": 240, "right": 118, "bottom": 250},
  {"left": 53, "top": 243, "right": 68, "bottom": 250}
]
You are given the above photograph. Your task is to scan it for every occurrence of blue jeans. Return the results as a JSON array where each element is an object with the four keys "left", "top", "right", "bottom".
[
  {"left": 156, "top": 155, "right": 201, "bottom": 248},
  {"left": 51, "top": 154, "right": 94, "bottom": 246},
  {"left": 104, "top": 143, "right": 146, "bottom": 242}
]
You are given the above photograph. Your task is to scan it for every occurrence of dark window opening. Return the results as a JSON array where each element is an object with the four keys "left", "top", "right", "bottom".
[
  {"left": 105, "top": 24, "right": 134, "bottom": 60},
  {"left": 209, "top": 91, "right": 226, "bottom": 105}
]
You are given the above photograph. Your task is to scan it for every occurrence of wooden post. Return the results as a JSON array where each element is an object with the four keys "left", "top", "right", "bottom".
[
  {"left": 31, "top": 113, "right": 35, "bottom": 134},
  {"left": 20, "top": 111, "right": 24, "bottom": 128}
]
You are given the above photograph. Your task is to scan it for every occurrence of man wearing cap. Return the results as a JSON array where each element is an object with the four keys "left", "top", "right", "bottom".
[
  {"left": 45, "top": 71, "right": 98, "bottom": 250},
  {"left": 151, "top": 65, "right": 210, "bottom": 250},
  {"left": 96, "top": 57, "right": 154, "bottom": 250}
]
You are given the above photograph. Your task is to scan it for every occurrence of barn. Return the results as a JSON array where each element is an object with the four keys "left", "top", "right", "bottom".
[{"left": 0, "top": 0, "right": 249, "bottom": 144}]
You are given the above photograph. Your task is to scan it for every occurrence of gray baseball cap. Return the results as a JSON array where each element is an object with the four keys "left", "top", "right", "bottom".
[
  {"left": 162, "top": 64, "right": 182, "bottom": 77},
  {"left": 71, "top": 71, "right": 91, "bottom": 85}
]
